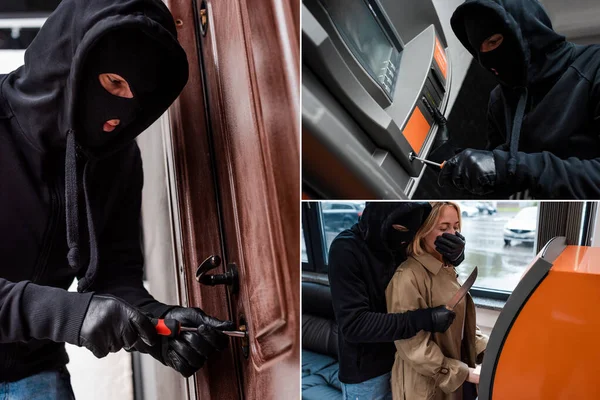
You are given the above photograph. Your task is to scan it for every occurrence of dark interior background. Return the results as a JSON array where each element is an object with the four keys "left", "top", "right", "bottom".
[
  {"left": 0, "top": 1, "right": 61, "bottom": 50},
  {"left": 0, "top": 1, "right": 62, "bottom": 14}
]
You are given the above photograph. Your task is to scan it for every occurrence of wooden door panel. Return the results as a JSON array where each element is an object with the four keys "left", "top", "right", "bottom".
[
  {"left": 164, "top": 1, "right": 241, "bottom": 399},
  {"left": 195, "top": 0, "right": 300, "bottom": 398},
  {"left": 166, "top": 0, "right": 299, "bottom": 397}
]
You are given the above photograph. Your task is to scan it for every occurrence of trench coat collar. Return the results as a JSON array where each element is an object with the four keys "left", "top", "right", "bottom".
[{"left": 411, "top": 252, "right": 445, "bottom": 275}]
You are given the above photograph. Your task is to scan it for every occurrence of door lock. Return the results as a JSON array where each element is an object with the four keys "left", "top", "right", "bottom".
[{"left": 196, "top": 255, "right": 239, "bottom": 294}]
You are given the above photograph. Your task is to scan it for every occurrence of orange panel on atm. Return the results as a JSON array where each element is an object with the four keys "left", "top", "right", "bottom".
[
  {"left": 403, "top": 107, "right": 430, "bottom": 154},
  {"left": 492, "top": 246, "right": 600, "bottom": 399}
]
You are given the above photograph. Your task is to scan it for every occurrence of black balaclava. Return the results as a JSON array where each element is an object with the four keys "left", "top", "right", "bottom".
[
  {"left": 66, "top": 29, "right": 165, "bottom": 289},
  {"left": 358, "top": 202, "right": 432, "bottom": 255},
  {"left": 77, "top": 30, "right": 161, "bottom": 149},
  {"left": 463, "top": 8, "right": 526, "bottom": 88},
  {"left": 356, "top": 202, "right": 432, "bottom": 288}
]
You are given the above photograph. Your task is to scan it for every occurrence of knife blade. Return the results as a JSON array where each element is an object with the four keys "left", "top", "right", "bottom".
[{"left": 445, "top": 266, "right": 478, "bottom": 310}]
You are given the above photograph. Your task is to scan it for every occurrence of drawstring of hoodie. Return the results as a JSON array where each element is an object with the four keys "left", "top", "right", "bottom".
[
  {"left": 65, "top": 131, "right": 81, "bottom": 269},
  {"left": 79, "top": 160, "right": 99, "bottom": 291},
  {"left": 65, "top": 130, "right": 98, "bottom": 292},
  {"left": 506, "top": 88, "right": 528, "bottom": 176}
]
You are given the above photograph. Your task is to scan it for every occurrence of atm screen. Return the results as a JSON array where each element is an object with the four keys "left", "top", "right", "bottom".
[{"left": 320, "top": 0, "right": 401, "bottom": 99}]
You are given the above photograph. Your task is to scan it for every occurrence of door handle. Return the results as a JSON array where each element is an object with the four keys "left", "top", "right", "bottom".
[{"left": 195, "top": 255, "right": 239, "bottom": 294}]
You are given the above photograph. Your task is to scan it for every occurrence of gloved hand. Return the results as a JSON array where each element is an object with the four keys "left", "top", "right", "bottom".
[
  {"left": 435, "top": 232, "right": 466, "bottom": 266},
  {"left": 427, "top": 306, "right": 456, "bottom": 333},
  {"left": 438, "top": 149, "right": 497, "bottom": 195},
  {"left": 80, "top": 295, "right": 158, "bottom": 358},
  {"left": 135, "top": 307, "right": 235, "bottom": 377}
]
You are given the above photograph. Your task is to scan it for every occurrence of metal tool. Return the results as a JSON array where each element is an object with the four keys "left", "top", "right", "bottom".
[
  {"left": 445, "top": 266, "right": 478, "bottom": 310},
  {"left": 408, "top": 152, "right": 445, "bottom": 169},
  {"left": 219, "top": 330, "right": 247, "bottom": 338},
  {"left": 152, "top": 318, "right": 248, "bottom": 339}
]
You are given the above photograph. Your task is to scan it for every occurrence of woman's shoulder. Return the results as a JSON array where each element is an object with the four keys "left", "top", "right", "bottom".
[{"left": 390, "top": 256, "right": 428, "bottom": 281}]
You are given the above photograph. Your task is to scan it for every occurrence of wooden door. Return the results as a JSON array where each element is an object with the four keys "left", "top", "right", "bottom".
[{"left": 164, "top": 0, "right": 299, "bottom": 398}]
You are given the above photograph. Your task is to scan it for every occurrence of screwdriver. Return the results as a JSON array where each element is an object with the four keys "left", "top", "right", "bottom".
[
  {"left": 151, "top": 318, "right": 248, "bottom": 338},
  {"left": 409, "top": 152, "right": 446, "bottom": 169}
]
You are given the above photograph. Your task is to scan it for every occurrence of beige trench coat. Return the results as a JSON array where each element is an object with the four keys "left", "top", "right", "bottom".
[{"left": 385, "top": 253, "right": 488, "bottom": 400}]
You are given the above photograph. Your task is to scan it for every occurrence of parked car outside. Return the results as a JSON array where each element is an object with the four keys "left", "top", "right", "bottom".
[
  {"left": 321, "top": 202, "right": 364, "bottom": 232},
  {"left": 503, "top": 206, "right": 538, "bottom": 246},
  {"left": 457, "top": 202, "right": 479, "bottom": 218},
  {"left": 475, "top": 201, "right": 497, "bottom": 215}
]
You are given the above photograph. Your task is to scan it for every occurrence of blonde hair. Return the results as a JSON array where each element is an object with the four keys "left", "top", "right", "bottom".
[{"left": 407, "top": 202, "right": 462, "bottom": 257}]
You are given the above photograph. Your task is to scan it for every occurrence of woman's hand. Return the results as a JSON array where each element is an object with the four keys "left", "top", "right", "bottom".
[{"left": 466, "top": 365, "right": 481, "bottom": 384}]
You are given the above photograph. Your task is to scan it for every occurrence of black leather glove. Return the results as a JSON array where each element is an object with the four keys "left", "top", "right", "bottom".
[
  {"left": 136, "top": 307, "right": 235, "bottom": 377},
  {"left": 427, "top": 306, "right": 456, "bottom": 333},
  {"left": 435, "top": 232, "right": 466, "bottom": 266},
  {"left": 80, "top": 295, "right": 158, "bottom": 358},
  {"left": 438, "top": 149, "right": 497, "bottom": 195}
]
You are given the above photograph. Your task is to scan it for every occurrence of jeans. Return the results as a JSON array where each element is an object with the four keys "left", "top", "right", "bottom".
[
  {"left": 341, "top": 372, "right": 393, "bottom": 400},
  {"left": 0, "top": 368, "right": 75, "bottom": 400}
]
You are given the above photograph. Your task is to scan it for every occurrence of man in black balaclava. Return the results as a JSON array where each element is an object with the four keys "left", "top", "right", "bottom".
[
  {"left": 328, "top": 202, "right": 464, "bottom": 398},
  {"left": 438, "top": 0, "right": 600, "bottom": 199},
  {"left": 0, "top": 0, "right": 235, "bottom": 396}
]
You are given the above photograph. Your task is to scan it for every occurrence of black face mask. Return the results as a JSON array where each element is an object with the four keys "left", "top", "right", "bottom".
[
  {"left": 464, "top": 11, "right": 526, "bottom": 88},
  {"left": 478, "top": 35, "right": 526, "bottom": 87},
  {"left": 380, "top": 205, "right": 429, "bottom": 252},
  {"left": 77, "top": 30, "right": 161, "bottom": 149},
  {"left": 79, "top": 73, "right": 141, "bottom": 148}
]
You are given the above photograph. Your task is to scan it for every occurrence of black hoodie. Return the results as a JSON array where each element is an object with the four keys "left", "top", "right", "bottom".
[
  {"left": 328, "top": 202, "right": 433, "bottom": 384},
  {"left": 452, "top": 0, "right": 600, "bottom": 198},
  {"left": 0, "top": 0, "right": 188, "bottom": 382}
]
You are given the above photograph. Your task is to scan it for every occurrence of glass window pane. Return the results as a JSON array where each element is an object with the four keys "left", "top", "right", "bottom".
[
  {"left": 456, "top": 201, "right": 539, "bottom": 292},
  {"left": 301, "top": 226, "right": 308, "bottom": 264},
  {"left": 319, "top": 201, "right": 366, "bottom": 264}
]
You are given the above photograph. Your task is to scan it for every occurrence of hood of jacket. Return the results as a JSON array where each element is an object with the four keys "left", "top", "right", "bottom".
[
  {"left": 451, "top": 0, "right": 574, "bottom": 88},
  {"left": 354, "top": 202, "right": 432, "bottom": 260},
  {"left": 1, "top": 0, "right": 189, "bottom": 157}
]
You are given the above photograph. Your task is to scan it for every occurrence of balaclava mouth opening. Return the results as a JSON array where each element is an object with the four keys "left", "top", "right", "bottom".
[
  {"left": 76, "top": 29, "right": 162, "bottom": 150},
  {"left": 463, "top": 7, "right": 527, "bottom": 88}
]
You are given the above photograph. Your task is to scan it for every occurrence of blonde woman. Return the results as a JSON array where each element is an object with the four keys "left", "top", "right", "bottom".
[{"left": 385, "top": 202, "right": 488, "bottom": 400}]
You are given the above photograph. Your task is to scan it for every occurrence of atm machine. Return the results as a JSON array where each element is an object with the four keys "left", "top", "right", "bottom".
[
  {"left": 302, "top": 0, "right": 451, "bottom": 199},
  {"left": 480, "top": 236, "right": 600, "bottom": 399}
]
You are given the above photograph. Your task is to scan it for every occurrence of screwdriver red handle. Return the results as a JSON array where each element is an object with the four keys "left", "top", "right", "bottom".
[{"left": 151, "top": 318, "right": 181, "bottom": 338}]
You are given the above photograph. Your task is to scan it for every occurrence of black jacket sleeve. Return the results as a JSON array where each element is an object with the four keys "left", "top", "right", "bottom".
[
  {"left": 92, "top": 145, "right": 172, "bottom": 318},
  {"left": 0, "top": 279, "right": 93, "bottom": 345},
  {"left": 328, "top": 239, "right": 431, "bottom": 343},
  {"left": 493, "top": 149, "right": 600, "bottom": 199}
]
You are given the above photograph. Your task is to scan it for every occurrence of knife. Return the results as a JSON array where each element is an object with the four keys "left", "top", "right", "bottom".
[{"left": 445, "top": 266, "right": 478, "bottom": 310}]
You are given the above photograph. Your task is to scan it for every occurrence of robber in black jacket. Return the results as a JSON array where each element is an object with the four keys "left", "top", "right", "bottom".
[
  {"left": 0, "top": 0, "right": 235, "bottom": 385},
  {"left": 439, "top": 0, "right": 600, "bottom": 199},
  {"left": 328, "top": 202, "right": 465, "bottom": 389}
]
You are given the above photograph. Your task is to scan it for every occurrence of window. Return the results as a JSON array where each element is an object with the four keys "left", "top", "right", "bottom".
[
  {"left": 0, "top": 1, "right": 61, "bottom": 14},
  {"left": 0, "top": 1, "right": 58, "bottom": 51},
  {"left": 319, "top": 201, "right": 366, "bottom": 263},
  {"left": 303, "top": 201, "right": 594, "bottom": 301},
  {"left": 455, "top": 201, "right": 538, "bottom": 293},
  {"left": 301, "top": 226, "right": 308, "bottom": 263}
]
